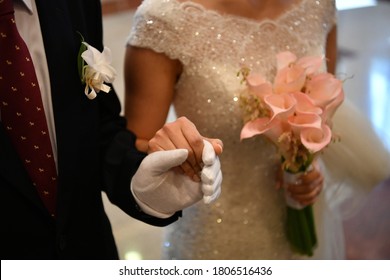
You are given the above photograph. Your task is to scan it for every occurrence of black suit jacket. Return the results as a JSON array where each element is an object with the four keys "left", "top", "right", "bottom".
[{"left": 0, "top": 0, "right": 180, "bottom": 259}]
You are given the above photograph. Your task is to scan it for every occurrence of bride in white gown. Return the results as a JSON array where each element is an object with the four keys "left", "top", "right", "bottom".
[{"left": 125, "top": 0, "right": 390, "bottom": 259}]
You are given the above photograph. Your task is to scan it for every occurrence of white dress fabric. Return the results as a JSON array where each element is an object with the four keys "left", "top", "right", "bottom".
[{"left": 128, "top": 0, "right": 390, "bottom": 259}]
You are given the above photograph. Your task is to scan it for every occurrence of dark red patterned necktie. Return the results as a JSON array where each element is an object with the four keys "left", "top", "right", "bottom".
[{"left": 0, "top": 0, "right": 57, "bottom": 217}]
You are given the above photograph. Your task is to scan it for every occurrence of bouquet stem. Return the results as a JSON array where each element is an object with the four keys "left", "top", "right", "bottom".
[
  {"left": 286, "top": 205, "right": 317, "bottom": 256},
  {"left": 283, "top": 169, "right": 317, "bottom": 256}
]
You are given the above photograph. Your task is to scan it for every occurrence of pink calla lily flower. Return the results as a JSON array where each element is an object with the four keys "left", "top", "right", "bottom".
[
  {"left": 322, "top": 86, "right": 345, "bottom": 126},
  {"left": 246, "top": 72, "right": 267, "bottom": 87},
  {"left": 274, "top": 64, "right": 306, "bottom": 94},
  {"left": 276, "top": 51, "right": 323, "bottom": 75},
  {"left": 301, "top": 125, "right": 332, "bottom": 153},
  {"left": 276, "top": 51, "right": 297, "bottom": 70},
  {"left": 305, "top": 73, "right": 343, "bottom": 108},
  {"left": 264, "top": 93, "right": 296, "bottom": 122},
  {"left": 240, "top": 117, "right": 271, "bottom": 140},
  {"left": 246, "top": 73, "right": 273, "bottom": 99},
  {"left": 288, "top": 113, "right": 322, "bottom": 136},
  {"left": 295, "top": 55, "right": 323, "bottom": 76},
  {"left": 292, "top": 92, "right": 323, "bottom": 115},
  {"left": 240, "top": 117, "right": 285, "bottom": 144}
]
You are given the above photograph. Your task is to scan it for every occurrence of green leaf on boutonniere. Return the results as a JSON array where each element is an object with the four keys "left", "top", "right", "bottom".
[{"left": 77, "top": 32, "right": 87, "bottom": 83}]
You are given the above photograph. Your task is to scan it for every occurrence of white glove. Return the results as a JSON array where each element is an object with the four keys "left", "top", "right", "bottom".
[
  {"left": 131, "top": 140, "right": 222, "bottom": 218},
  {"left": 201, "top": 141, "right": 222, "bottom": 204}
]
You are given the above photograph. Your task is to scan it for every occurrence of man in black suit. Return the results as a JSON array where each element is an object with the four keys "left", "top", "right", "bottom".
[{"left": 0, "top": 0, "right": 222, "bottom": 259}]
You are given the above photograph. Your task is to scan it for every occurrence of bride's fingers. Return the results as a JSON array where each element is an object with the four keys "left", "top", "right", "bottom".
[
  {"left": 280, "top": 161, "right": 323, "bottom": 205},
  {"left": 148, "top": 137, "right": 201, "bottom": 181},
  {"left": 174, "top": 117, "right": 204, "bottom": 167},
  {"left": 148, "top": 121, "right": 203, "bottom": 178},
  {"left": 147, "top": 133, "right": 176, "bottom": 153},
  {"left": 175, "top": 141, "right": 202, "bottom": 177},
  {"left": 293, "top": 185, "right": 323, "bottom": 206},
  {"left": 203, "top": 137, "right": 224, "bottom": 155},
  {"left": 167, "top": 128, "right": 204, "bottom": 175},
  {"left": 147, "top": 118, "right": 223, "bottom": 182},
  {"left": 287, "top": 176, "right": 323, "bottom": 195},
  {"left": 171, "top": 166, "right": 201, "bottom": 182},
  {"left": 288, "top": 178, "right": 323, "bottom": 205},
  {"left": 299, "top": 163, "right": 322, "bottom": 184},
  {"left": 180, "top": 161, "right": 201, "bottom": 182}
]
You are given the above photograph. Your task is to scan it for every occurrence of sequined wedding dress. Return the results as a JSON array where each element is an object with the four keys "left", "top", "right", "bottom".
[{"left": 128, "top": 0, "right": 390, "bottom": 259}]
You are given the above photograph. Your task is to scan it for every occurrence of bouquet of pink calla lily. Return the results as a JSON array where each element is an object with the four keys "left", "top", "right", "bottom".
[
  {"left": 240, "top": 51, "right": 344, "bottom": 172},
  {"left": 239, "top": 51, "right": 344, "bottom": 256}
]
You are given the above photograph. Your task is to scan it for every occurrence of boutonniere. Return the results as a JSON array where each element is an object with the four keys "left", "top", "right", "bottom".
[{"left": 77, "top": 34, "right": 117, "bottom": 100}]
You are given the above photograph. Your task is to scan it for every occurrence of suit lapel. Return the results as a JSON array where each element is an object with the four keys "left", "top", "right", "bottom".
[{"left": 35, "top": 0, "right": 85, "bottom": 226}]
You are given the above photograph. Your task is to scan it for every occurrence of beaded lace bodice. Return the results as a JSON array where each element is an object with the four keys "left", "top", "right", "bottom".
[
  {"left": 129, "top": 0, "right": 335, "bottom": 138},
  {"left": 128, "top": 0, "right": 337, "bottom": 259}
]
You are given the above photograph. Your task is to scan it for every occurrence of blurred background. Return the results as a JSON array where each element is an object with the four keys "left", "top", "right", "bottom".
[{"left": 100, "top": 0, "right": 390, "bottom": 260}]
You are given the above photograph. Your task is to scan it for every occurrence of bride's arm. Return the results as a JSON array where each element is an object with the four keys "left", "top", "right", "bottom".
[
  {"left": 326, "top": 25, "right": 337, "bottom": 75},
  {"left": 124, "top": 46, "right": 181, "bottom": 147},
  {"left": 124, "top": 46, "right": 222, "bottom": 180}
]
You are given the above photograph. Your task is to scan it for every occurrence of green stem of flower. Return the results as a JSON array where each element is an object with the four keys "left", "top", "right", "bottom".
[{"left": 286, "top": 205, "right": 317, "bottom": 256}]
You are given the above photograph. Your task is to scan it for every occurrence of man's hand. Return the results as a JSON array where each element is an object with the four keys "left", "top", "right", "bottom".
[{"left": 131, "top": 140, "right": 222, "bottom": 218}]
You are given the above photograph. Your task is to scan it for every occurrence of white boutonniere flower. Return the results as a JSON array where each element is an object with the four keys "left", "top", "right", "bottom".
[{"left": 78, "top": 36, "right": 117, "bottom": 100}]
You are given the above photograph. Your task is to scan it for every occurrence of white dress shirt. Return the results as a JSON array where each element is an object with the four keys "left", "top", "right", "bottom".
[{"left": 14, "top": 0, "right": 58, "bottom": 168}]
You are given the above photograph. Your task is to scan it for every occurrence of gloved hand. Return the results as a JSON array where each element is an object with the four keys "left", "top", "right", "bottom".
[{"left": 131, "top": 140, "right": 222, "bottom": 218}]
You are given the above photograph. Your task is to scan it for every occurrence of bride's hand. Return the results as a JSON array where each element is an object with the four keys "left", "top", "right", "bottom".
[
  {"left": 147, "top": 117, "right": 223, "bottom": 181},
  {"left": 279, "top": 161, "right": 324, "bottom": 206}
]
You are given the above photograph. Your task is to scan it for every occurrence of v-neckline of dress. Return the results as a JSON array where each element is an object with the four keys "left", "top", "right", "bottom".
[{"left": 170, "top": 0, "right": 307, "bottom": 28}]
